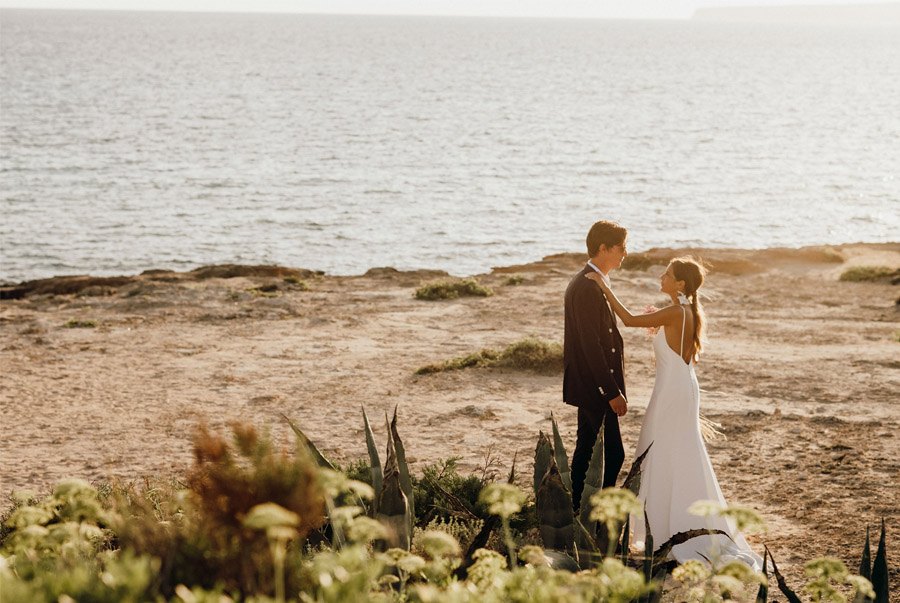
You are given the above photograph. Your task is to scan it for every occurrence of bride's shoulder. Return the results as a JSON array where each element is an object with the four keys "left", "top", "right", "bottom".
[{"left": 654, "top": 304, "right": 686, "bottom": 323}]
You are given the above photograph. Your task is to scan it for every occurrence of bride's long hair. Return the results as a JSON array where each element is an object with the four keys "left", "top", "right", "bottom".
[{"left": 669, "top": 257, "right": 707, "bottom": 362}]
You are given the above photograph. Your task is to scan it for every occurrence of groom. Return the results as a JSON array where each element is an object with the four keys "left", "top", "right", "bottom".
[{"left": 564, "top": 220, "right": 628, "bottom": 510}]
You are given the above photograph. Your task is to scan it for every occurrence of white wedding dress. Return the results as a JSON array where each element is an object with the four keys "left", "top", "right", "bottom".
[{"left": 630, "top": 305, "right": 763, "bottom": 570}]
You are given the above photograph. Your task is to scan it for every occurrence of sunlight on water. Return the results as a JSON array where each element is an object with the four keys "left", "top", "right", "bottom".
[{"left": 1, "top": 11, "right": 898, "bottom": 281}]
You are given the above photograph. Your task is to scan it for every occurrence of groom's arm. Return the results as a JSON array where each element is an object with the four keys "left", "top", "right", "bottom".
[{"left": 573, "top": 282, "right": 623, "bottom": 406}]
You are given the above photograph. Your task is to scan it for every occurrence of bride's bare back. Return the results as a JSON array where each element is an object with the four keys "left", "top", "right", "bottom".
[{"left": 664, "top": 305, "right": 695, "bottom": 364}]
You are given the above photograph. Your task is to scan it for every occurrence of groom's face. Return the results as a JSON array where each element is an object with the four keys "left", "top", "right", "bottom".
[{"left": 606, "top": 238, "right": 628, "bottom": 271}]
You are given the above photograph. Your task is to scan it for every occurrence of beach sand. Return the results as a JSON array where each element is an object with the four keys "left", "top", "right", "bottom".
[{"left": 1, "top": 243, "right": 897, "bottom": 590}]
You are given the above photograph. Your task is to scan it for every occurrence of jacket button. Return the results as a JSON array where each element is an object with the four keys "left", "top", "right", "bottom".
[
  {"left": 608, "top": 328, "right": 613, "bottom": 333},
  {"left": 611, "top": 348, "right": 616, "bottom": 353},
  {"left": 609, "top": 369, "right": 614, "bottom": 373}
]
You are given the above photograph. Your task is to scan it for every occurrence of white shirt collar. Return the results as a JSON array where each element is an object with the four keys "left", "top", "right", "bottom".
[{"left": 586, "top": 260, "right": 611, "bottom": 287}]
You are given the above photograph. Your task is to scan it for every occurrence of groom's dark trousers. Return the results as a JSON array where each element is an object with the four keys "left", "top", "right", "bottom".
[{"left": 563, "top": 265, "right": 626, "bottom": 511}]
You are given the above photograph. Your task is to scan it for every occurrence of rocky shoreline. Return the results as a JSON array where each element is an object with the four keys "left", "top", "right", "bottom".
[{"left": 1, "top": 242, "right": 898, "bottom": 589}]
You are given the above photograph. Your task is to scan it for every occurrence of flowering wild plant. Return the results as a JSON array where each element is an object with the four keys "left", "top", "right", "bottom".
[{"left": 0, "top": 417, "right": 886, "bottom": 603}]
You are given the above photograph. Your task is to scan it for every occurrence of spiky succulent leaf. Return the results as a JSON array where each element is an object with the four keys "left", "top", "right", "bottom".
[
  {"left": 536, "top": 455, "right": 575, "bottom": 554},
  {"left": 756, "top": 547, "right": 769, "bottom": 603},
  {"left": 620, "top": 515, "right": 631, "bottom": 564},
  {"left": 550, "top": 412, "right": 572, "bottom": 492},
  {"left": 859, "top": 525, "right": 872, "bottom": 581},
  {"left": 574, "top": 517, "right": 600, "bottom": 570},
  {"left": 390, "top": 405, "right": 415, "bottom": 540},
  {"left": 638, "top": 509, "right": 654, "bottom": 603},
  {"left": 362, "top": 407, "right": 383, "bottom": 514},
  {"left": 871, "top": 518, "right": 888, "bottom": 603},
  {"left": 767, "top": 546, "right": 802, "bottom": 603},
  {"left": 648, "top": 562, "right": 670, "bottom": 603},
  {"left": 621, "top": 443, "right": 653, "bottom": 495},
  {"left": 456, "top": 516, "right": 500, "bottom": 579},
  {"left": 542, "top": 549, "right": 580, "bottom": 572},
  {"left": 533, "top": 431, "right": 553, "bottom": 496},
  {"left": 652, "top": 528, "right": 731, "bottom": 565},
  {"left": 281, "top": 413, "right": 335, "bottom": 470},
  {"left": 578, "top": 417, "right": 605, "bottom": 531}
]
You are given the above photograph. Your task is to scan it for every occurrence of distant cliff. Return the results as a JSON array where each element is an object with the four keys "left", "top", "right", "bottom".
[{"left": 692, "top": 3, "right": 900, "bottom": 24}]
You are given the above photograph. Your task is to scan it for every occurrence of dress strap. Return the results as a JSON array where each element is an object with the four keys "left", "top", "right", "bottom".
[{"left": 680, "top": 305, "right": 686, "bottom": 358}]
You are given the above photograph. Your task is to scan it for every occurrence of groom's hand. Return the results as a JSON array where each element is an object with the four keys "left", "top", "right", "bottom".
[{"left": 609, "top": 395, "right": 628, "bottom": 416}]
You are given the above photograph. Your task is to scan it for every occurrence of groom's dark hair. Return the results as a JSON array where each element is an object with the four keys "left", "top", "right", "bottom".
[{"left": 586, "top": 220, "right": 627, "bottom": 257}]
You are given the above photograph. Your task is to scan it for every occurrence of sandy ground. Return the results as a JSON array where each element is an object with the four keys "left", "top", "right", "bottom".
[{"left": 1, "top": 243, "right": 897, "bottom": 592}]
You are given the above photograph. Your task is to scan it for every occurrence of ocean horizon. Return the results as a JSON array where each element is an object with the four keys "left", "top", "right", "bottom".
[{"left": 1, "top": 9, "right": 898, "bottom": 282}]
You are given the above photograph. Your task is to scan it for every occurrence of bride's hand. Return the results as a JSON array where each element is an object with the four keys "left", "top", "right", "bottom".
[{"left": 584, "top": 272, "right": 609, "bottom": 291}]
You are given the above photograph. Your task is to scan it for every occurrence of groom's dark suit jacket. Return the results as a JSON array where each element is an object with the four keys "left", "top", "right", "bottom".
[{"left": 563, "top": 265, "right": 625, "bottom": 410}]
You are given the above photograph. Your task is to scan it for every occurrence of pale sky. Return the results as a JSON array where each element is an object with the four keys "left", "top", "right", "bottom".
[{"left": 0, "top": 0, "right": 896, "bottom": 20}]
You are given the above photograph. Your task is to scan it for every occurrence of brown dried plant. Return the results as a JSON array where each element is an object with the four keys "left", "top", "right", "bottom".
[{"left": 113, "top": 422, "right": 325, "bottom": 598}]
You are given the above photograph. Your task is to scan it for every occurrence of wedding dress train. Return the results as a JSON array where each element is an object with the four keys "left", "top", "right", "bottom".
[{"left": 630, "top": 306, "right": 762, "bottom": 570}]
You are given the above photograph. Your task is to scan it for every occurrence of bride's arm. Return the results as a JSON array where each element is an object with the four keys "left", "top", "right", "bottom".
[{"left": 585, "top": 274, "right": 679, "bottom": 328}]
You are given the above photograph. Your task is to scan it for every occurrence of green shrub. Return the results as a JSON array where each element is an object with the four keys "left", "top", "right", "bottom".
[
  {"left": 283, "top": 276, "right": 310, "bottom": 290},
  {"left": 246, "top": 284, "right": 281, "bottom": 297},
  {"left": 337, "top": 458, "right": 372, "bottom": 486},
  {"left": 413, "top": 458, "right": 490, "bottom": 525},
  {"left": 415, "top": 279, "right": 494, "bottom": 301},
  {"left": 63, "top": 319, "right": 96, "bottom": 329},
  {"left": 503, "top": 275, "right": 525, "bottom": 286},
  {"left": 416, "top": 350, "right": 501, "bottom": 375},
  {"left": 494, "top": 337, "right": 563, "bottom": 373},
  {"left": 839, "top": 266, "right": 896, "bottom": 282},
  {"left": 416, "top": 338, "right": 562, "bottom": 375}
]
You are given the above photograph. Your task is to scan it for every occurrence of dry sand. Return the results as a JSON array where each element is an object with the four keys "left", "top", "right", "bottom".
[{"left": 1, "top": 243, "right": 898, "bottom": 591}]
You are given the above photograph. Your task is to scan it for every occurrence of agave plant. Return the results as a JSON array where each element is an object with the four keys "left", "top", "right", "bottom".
[
  {"left": 533, "top": 415, "right": 623, "bottom": 569},
  {"left": 369, "top": 406, "right": 416, "bottom": 550},
  {"left": 535, "top": 454, "right": 576, "bottom": 557},
  {"left": 532, "top": 416, "right": 750, "bottom": 585},
  {"left": 871, "top": 519, "right": 889, "bottom": 603},
  {"left": 857, "top": 519, "right": 889, "bottom": 603},
  {"left": 550, "top": 412, "right": 572, "bottom": 492},
  {"left": 377, "top": 415, "right": 410, "bottom": 550},
  {"left": 283, "top": 407, "right": 416, "bottom": 551},
  {"left": 362, "top": 407, "right": 383, "bottom": 514}
]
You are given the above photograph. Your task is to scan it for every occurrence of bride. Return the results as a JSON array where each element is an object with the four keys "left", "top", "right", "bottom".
[{"left": 586, "top": 258, "right": 762, "bottom": 569}]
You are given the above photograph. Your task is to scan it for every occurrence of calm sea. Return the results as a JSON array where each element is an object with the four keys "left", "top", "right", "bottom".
[{"left": 1, "top": 9, "right": 898, "bottom": 282}]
